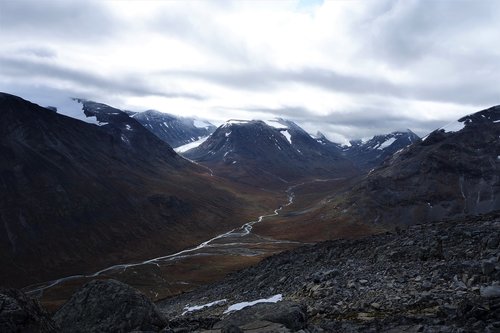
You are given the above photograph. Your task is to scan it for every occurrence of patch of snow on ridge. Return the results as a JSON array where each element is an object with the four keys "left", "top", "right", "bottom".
[
  {"left": 378, "top": 137, "right": 396, "bottom": 150},
  {"left": 227, "top": 119, "right": 250, "bottom": 124},
  {"left": 182, "top": 299, "right": 227, "bottom": 316},
  {"left": 174, "top": 136, "right": 209, "bottom": 153},
  {"left": 282, "top": 130, "right": 292, "bottom": 144},
  {"left": 51, "top": 97, "right": 100, "bottom": 125},
  {"left": 263, "top": 119, "right": 287, "bottom": 129},
  {"left": 223, "top": 294, "right": 283, "bottom": 314}
]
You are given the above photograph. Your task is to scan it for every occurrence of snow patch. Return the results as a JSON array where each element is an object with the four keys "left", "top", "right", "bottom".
[
  {"left": 174, "top": 136, "right": 209, "bottom": 153},
  {"left": 125, "top": 124, "right": 132, "bottom": 130},
  {"left": 263, "top": 119, "right": 288, "bottom": 129},
  {"left": 120, "top": 134, "right": 130, "bottom": 145},
  {"left": 378, "top": 137, "right": 396, "bottom": 150},
  {"left": 182, "top": 299, "right": 227, "bottom": 316},
  {"left": 361, "top": 136, "right": 371, "bottom": 144},
  {"left": 223, "top": 294, "right": 283, "bottom": 314},
  {"left": 225, "top": 131, "right": 232, "bottom": 137},
  {"left": 282, "top": 130, "right": 292, "bottom": 144},
  {"left": 223, "top": 119, "right": 250, "bottom": 127},
  {"left": 51, "top": 98, "right": 101, "bottom": 125}
]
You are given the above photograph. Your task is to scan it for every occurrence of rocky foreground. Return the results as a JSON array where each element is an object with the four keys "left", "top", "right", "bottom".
[{"left": 1, "top": 212, "right": 500, "bottom": 332}]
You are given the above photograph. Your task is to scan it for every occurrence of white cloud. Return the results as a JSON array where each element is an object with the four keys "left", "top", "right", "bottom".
[{"left": 0, "top": 0, "right": 498, "bottom": 142}]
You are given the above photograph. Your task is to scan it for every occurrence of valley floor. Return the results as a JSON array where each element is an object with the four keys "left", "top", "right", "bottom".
[{"left": 29, "top": 177, "right": 377, "bottom": 312}]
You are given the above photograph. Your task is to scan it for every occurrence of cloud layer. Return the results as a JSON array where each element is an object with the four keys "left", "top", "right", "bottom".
[{"left": 1, "top": 0, "right": 499, "bottom": 143}]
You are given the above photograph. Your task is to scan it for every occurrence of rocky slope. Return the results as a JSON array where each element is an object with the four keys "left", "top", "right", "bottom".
[
  {"left": 184, "top": 119, "right": 357, "bottom": 187},
  {"left": 0, "top": 93, "right": 271, "bottom": 287},
  {"left": 158, "top": 211, "right": 500, "bottom": 332},
  {"left": 1, "top": 213, "right": 498, "bottom": 332},
  {"left": 336, "top": 105, "right": 500, "bottom": 227}
]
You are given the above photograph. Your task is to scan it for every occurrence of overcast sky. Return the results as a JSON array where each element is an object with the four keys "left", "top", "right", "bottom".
[{"left": 1, "top": 0, "right": 499, "bottom": 143}]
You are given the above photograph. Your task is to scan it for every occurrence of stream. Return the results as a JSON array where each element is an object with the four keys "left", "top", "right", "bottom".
[{"left": 24, "top": 185, "right": 300, "bottom": 298}]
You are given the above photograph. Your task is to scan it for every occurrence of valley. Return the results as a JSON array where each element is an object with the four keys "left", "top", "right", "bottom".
[
  {"left": 25, "top": 177, "right": 375, "bottom": 312},
  {"left": 0, "top": 93, "right": 498, "bottom": 332}
]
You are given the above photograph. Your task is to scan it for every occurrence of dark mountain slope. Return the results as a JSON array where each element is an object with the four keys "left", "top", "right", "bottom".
[
  {"left": 72, "top": 99, "right": 180, "bottom": 160},
  {"left": 338, "top": 105, "right": 500, "bottom": 226},
  {"left": 184, "top": 119, "right": 358, "bottom": 187},
  {"left": 130, "top": 110, "right": 215, "bottom": 148},
  {"left": 0, "top": 93, "right": 270, "bottom": 287}
]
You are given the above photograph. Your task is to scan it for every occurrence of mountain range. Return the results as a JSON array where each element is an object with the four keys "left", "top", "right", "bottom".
[
  {"left": 0, "top": 92, "right": 499, "bottom": 333},
  {"left": 57, "top": 99, "right": 216, "bottom": 148},
  {"left": 0, "top": 93, "right": 272, "bottom": 287}
]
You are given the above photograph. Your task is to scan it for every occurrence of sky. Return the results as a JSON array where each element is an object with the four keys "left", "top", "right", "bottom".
[{"left": 1, "top": 0, "right": 499, "bottom": 144}]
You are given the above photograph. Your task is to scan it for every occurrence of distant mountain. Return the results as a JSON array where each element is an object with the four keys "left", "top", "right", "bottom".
[
  {"left": 72, "top": 99, "right": 171, "bottom": 154},
  {"left": 128, "top": 110, "right": 216, "bottom": 148},
  {"left": 0, "top": 93, "right": 265, "bottom": 287},
  {"left": 184, "top": 118, "right": 358, "bottom": 187},
  {"left": 55, "top": 99, "right": 216, "bottom": 148},
  {"left": 340, "top": 130, "right": 421, "bottom": 171},
  {"left": 338, "top": 105, "right": 500, "bottom": 225}
]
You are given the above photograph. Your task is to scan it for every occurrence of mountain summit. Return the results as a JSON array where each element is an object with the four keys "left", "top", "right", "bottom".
[{"left": 184, "top": 118, "right": 357, "bottom": 186}]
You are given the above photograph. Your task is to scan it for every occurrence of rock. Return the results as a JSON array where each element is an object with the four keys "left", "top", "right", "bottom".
[
  {"left": 311, "top": 269, "right": 340, "bottom": 283},
  {"left": 239, "top": 320, "right": 290, "bottom": 332},
  {"left": 0, "top": 288, "right": 58, "bottom": 333},
  {"left": 54, "top": 279, "right": 167, "bottom": 332},
  {"left": 221, "top": 324, "right": 243, "bottom": 333},
  {"left": 480, "top": 285, "right": 500, "bottom": 299},
  {"left": 487, "top": 234, "right": 500, "bottom": 249},
  {"left": 214, "top": 301, "right": 306, "bottom": 331},
  {"left": 482, "top": 260, "right": 496, "bottom": 275},
  {"left": 157, "top": 212, "right": 500, "bottom": 333},
  {"left": 421, "top": 280, "right": 432, "bottom": 291}
]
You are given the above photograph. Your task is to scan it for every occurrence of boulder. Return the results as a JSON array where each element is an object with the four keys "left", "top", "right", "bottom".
[
  {"left": 54, "top": 279, "right": 167, "bottom": 332},
  {"left": 0, "top": 288, "right": 58, "bottom": 333},
  {"left": 214, "top": 301, "right": 306, "bottom": 331}
]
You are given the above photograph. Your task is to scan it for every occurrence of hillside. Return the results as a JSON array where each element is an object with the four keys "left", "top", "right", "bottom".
[{"left": 0, "top": 93, "right": 275, "bottom": 287}]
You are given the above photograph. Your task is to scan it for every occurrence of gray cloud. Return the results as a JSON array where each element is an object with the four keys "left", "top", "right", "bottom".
[
  {"left": 150, "top": 5, "right": 252, "bottom": 64},
  {"left": 0, "top": 0, "right": 117, "bottom": 41},
  {"left": 358, "top": 0, "right": 499, "bottom": 66},
  {"left": 233, "top": 105, "right": 447, "bottom": 141},
  {"left": 161, "top": 67, "right": 500, "bottom": 106},
  {"left": 17, "top": 46, "right": 58, "bottom": 59},
  {"left": 0, "top": 56, "right": 205, "bottom": 100}
]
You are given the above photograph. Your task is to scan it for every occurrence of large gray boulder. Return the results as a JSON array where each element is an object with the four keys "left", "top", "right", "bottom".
[
  {"left": 54, "top": 279, "right": 167, "bottom": 332},
  {"left": 214, "top": 301, "right": 307, "bottom": 332},
  {"left": 0, "top": 288, "right": 58, "bottom": 333}
]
